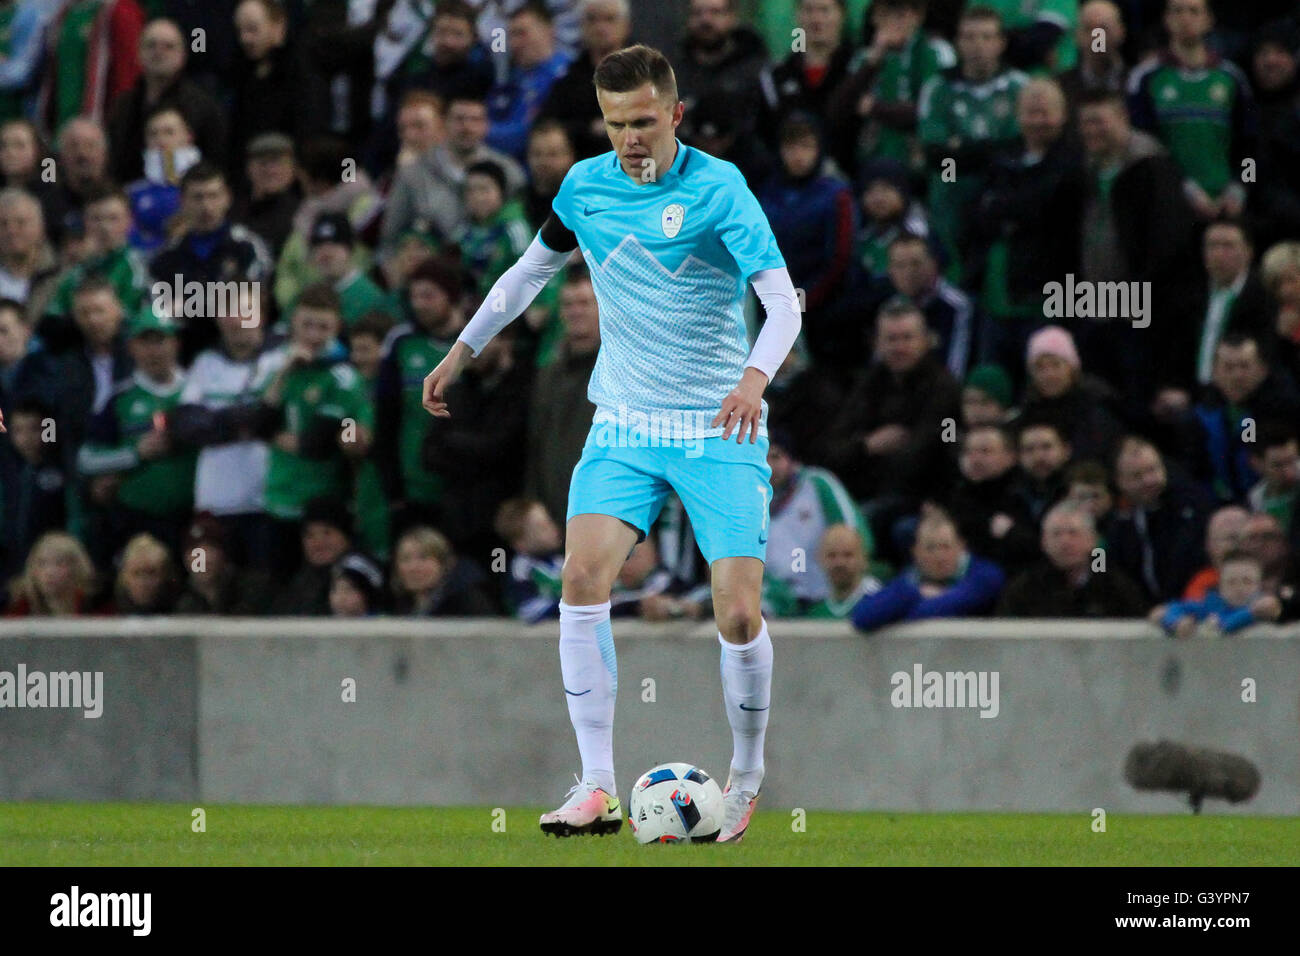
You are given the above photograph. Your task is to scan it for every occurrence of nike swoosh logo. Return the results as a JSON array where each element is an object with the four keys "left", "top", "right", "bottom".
[
  {"left": 564, "top": 687, "right": 592, "bottom": 696},
  {"left": 739, "top": 703, "right": 769, "bottom": 711},
  {"left": 583, "top": 205, "right": 609, "bottom": 216}
]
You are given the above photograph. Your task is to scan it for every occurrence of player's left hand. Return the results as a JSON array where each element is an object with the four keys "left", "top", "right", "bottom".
[{"left": 713, "top": 368, "right": 767, "bottom": 443}]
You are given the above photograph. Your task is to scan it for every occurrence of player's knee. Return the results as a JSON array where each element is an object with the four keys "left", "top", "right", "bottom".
[
  {"left": 716, "top": 601, "right": 762, "bottom": 643},
  {"left": 561, "top": 556, "right": 613, "bottom": 605}
]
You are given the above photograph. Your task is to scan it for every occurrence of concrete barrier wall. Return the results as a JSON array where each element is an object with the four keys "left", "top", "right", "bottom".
[{"left": 1, "top": 618, "right": 1297, "bottom": 814}]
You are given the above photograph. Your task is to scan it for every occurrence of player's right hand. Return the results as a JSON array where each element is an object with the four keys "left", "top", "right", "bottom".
[{"left": 422, "top": 343, "right": 468, "bottom": 418}]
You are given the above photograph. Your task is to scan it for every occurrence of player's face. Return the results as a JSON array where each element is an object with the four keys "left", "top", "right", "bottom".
[{"left": 597, "top": 83, "right": 683, "bottom": 182}]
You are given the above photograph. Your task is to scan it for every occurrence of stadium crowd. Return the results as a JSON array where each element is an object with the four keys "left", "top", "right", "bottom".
[{"left": 0, "top": 0, "right": 1298, "bottom": 634}]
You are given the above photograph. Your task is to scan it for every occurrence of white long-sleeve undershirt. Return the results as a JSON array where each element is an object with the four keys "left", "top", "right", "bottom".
[
  {"left": 457, "top": 235, "right": 572, "bottom": 356},
  {"left": 745, "top": 266, "right": 803, "bottom": 382},
  {"left": 456, "top": 242, "right": 803, "bottom": 383}
]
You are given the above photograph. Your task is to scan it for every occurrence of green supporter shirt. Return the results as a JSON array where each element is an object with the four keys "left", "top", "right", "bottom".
[
  {"left": 918, "top": 67, "right": 1027, "bottom": 264},
  {"left": 77, "top": 371, "right": 196, "bottom": 517},
  {"left": 259, "top": 348, "right": 375, "bottom": 520},
  {"left": 49, "top": 246, "right": 150, "bottom": 317},
  {"left": 982, "top": 0, "right": 1077, "bottom": 72},
  {"left": 753, "top": 0, "right": 871, "bottom": 60},
  {"left": 387, "top": 328, "right": 454, "bottom": 505},
  {"left": 287, "top": 270, "right": 395, "bottom": 330},
  {"left": 854, "top": 29, "right": 956, "bottom": 168},
  {"left": 55, "top": 0, "right": 101, "bottom": 128},
  {"left": 1131, "top": 58, "right": 1250, "bottom": 196},
  {"left": 805, "top": 576, "right": 884, "bottom": 619},
  {"left": 457, "top": 199, "right": 533, "bottom": 297}
]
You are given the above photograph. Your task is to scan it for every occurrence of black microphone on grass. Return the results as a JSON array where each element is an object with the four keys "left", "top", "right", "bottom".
[{"left": 1123, "top": 740, "right": 1260, "bottom": 813}]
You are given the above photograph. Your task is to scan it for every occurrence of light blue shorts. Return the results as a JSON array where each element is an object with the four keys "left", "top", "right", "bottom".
[{"left": 566, "top": 422, "right": 772, "bottom": 565}]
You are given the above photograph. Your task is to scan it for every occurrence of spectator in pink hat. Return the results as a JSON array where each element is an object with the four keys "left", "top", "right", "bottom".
[{"left": 1018, "top": 324, "right": 1126, "bottom": 464}]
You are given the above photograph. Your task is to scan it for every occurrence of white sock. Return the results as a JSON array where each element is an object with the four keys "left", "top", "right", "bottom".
[
  {"left": 718, "top": 619, "right": 772, "bottom": 795},
  {"left": 559, "top": 601, "right": 617, "bottom": 795}
]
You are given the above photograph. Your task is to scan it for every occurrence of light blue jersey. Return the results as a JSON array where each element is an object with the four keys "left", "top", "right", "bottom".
[{"left": 547, "top": 138, "right": 786, "bottom": 440}]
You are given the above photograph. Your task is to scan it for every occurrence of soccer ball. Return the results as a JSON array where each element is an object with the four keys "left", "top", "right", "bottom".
[{"left": 628, "top": 762, "right": 724, "bottom": 843}]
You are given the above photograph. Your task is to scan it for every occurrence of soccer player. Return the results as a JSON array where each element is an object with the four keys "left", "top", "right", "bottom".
[{"left": 422, "top": 45, "right": 801, "bottom": 843}]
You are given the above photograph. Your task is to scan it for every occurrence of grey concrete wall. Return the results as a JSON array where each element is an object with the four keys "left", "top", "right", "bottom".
[
  {"left": 0, "top": 634, "right": 198, "bottom": 801},
  {"left": 1, "top": 619, "right": 1297, "bottom": 814}
]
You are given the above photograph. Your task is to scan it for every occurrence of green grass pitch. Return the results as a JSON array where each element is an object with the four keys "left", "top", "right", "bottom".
[{"left": 1, "top": 804, "right": 1295, "bottom": 865}]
